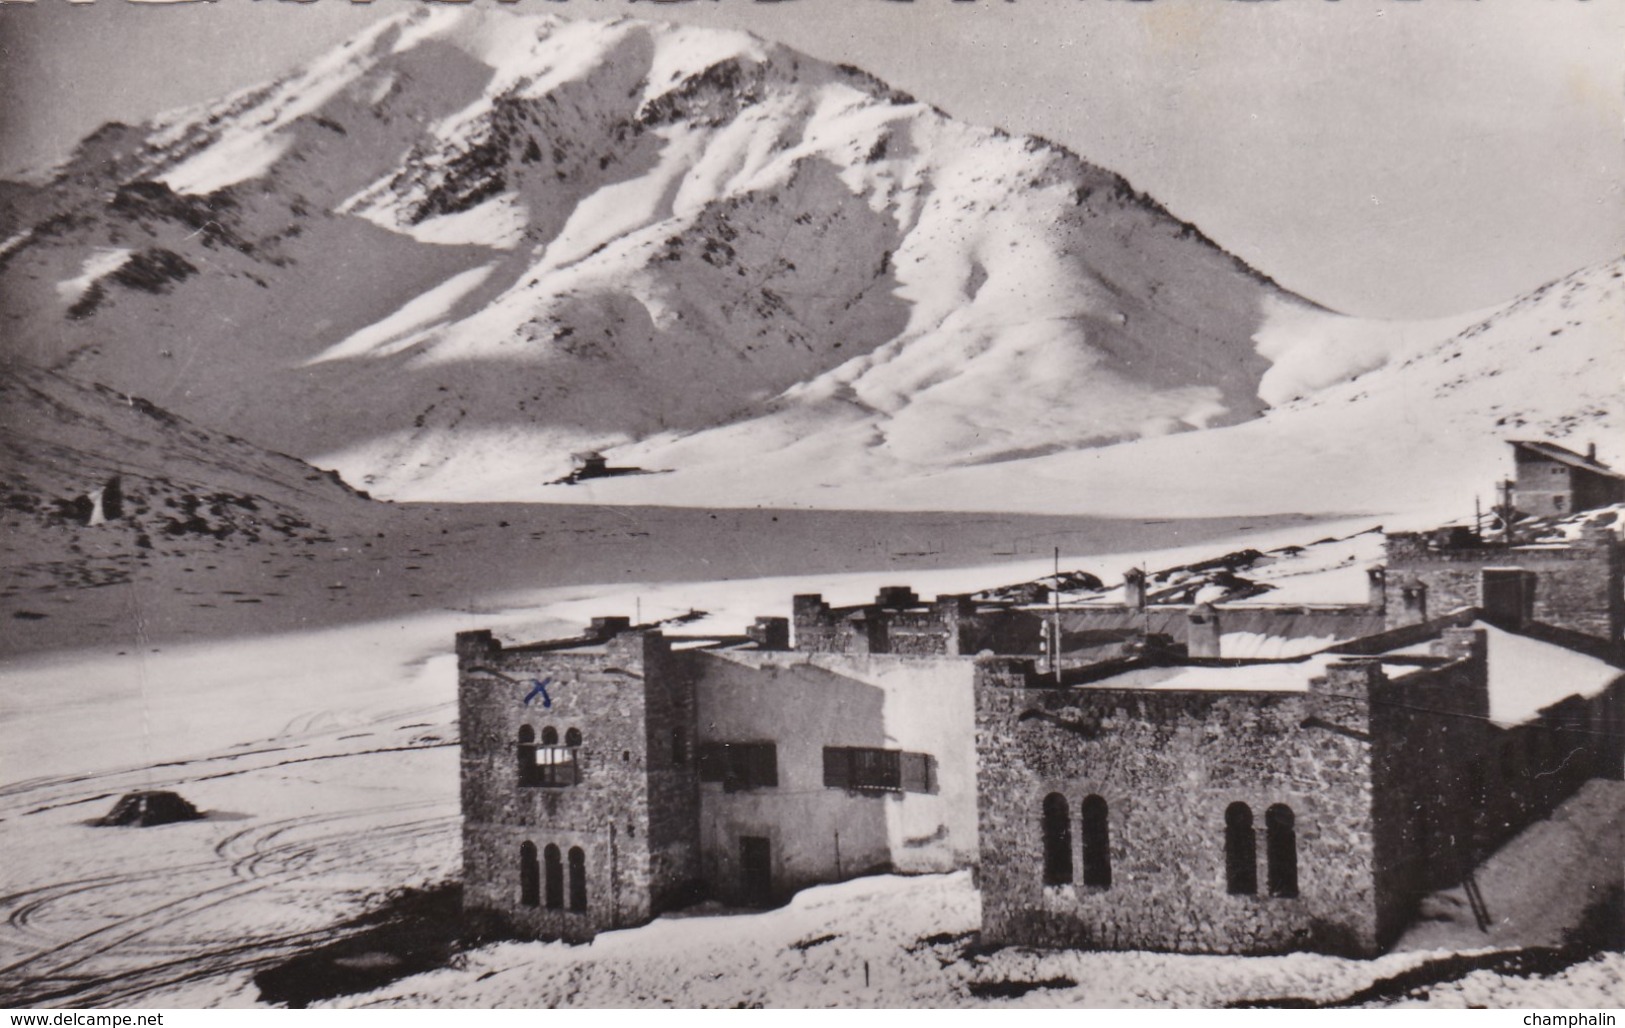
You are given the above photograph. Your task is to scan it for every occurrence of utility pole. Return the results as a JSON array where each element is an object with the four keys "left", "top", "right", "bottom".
[{"left": 1497, "top": 478, "right": 1517, "bottom": 546}]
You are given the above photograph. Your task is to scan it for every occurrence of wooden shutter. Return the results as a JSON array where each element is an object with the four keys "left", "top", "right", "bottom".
[
  {"left": 749, "top": 743, "right": 779, "bottom": 788},
  {"left": 823, "top": 747, "right": 850, "bottom": 789},
  {"left": 697, "top": 743, "right": 727, "bottom": 782},
  {"left": 900, "top": 751, "right": 934, "bottom": 794}
]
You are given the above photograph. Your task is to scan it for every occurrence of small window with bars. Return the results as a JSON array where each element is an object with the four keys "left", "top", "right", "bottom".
[
  {"left": 532, "top": 744, "right": 580, "bottom": 787},
  {"left": 697, "top": 742, "right": 778, "bottom": 791},
  {"left": 519, "top": 726, "right": 582, "bottom": 788},
  {"left": 823, "top": 746, "right": 935, "bottom": 794}
]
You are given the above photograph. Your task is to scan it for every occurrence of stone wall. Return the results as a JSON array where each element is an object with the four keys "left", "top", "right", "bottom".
[
  {"left": 792, "top": 590, "right": 1041, "bottom": 656},
  {"left": 973, "top": 658, "right": 1382, "bottom": 956},
  {"left": 1057, "top": 606, "right": 1385, "bottom": 658},
  {"left": 644, "top": 640, "right": 704, "bottom": 912},
  {"left": 457, "top": 630, "right": 698, "bottom": 942},
  {"left": 1479, "top": 675, "right": 1625, "bottom": 854},
  {"left": 971, "top": 628, "right": 1615, "bottom": 958},
  {"left": 1360, "top": 634, "right": 1492, "bottom": 942},
  {"left": 794, "top": 589, "right": 1386, "bottom": 661}
]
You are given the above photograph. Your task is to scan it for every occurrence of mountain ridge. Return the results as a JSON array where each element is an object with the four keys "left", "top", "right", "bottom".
[
  {"left": 0, "top": 6, "right": 1609, "bottom": 516},
  {"left": 0, "top": 7, "right": 1343, "bottom": 495}
]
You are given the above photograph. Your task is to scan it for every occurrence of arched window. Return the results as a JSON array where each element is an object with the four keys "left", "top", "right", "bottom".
[
  {"left": 541, "top": 726, "right": 559, "bottom": 746},
  {"left": 1225, "top": 802, "right": 1257, "bottom": 895},
  {"left": 1080, "top": 794, "right": 1111, "bottom": 888},
  {"left": 518, "top": 725, "right": 538, "bottom": 787},
  {"left": 1265, "top": 804, "right": 1298, "bottom": 898},
  {"left": 567, "top": 846, "right": 588, "bottom": 911},
  {"left": 565, "top": 727, "right": 583, "bottom": 748},
  {"left": 519, "top": 842, "right": 540, "bottom": 907},
  {"left": 543, "top": 844, "right": 564, "bottom": 909},
  {"left": 1041, "top": 792, "right": 1073, "bottom": 885}
]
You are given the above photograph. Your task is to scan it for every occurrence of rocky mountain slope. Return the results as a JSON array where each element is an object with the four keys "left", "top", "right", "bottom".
[
  {"left": 0, "top": 361, "right": 377, "bottom": 622},
  {"left": 0, "top": 6, "right": 1428, "bottom": 503},
  {"left": 0, "top": 361, "right": 369, "bottom": 553}
]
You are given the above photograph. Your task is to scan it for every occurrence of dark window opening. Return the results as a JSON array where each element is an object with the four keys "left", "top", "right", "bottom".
[
  {"left": 518, "top": 726, "right": 539, "bottom": 788},
  {"left": 531, "top": 744, "right": 580, "bottom": 787},
  {"left": 1042, "top": 792, "right": 1074, "bottom": 886},
  {"left": 1080, "top": 794, "right": 1111, "bottom": 888},
  {"left": 698, "top": 741, "right": 779, "bottom": 791},
  {"left": 1265, "top": 804, "right": 1298, "bottom": 898},
  {"left": 1226, "top": 802, "right": 1257, "bottom": 895},
  {"left": 672, "top": 727, "right": 688, "bottom": 766},
  {"left": 519, "top": 725, "right": 581, "bottom": 788},
  {"left": 519, "top": 842, "right": 540, "bottom": 908},
  {"left": 567, "top": 846, "right": 587, "bottom": 912},
  {"left": 544, "top": 844, "right": 563, "bottom": 909},
  {"left": 822, "top": 746, "right": 935, "bottom": 793}
]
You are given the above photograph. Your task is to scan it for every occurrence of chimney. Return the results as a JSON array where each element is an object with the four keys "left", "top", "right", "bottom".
[
  {"left": 1587, "top": 442, "right": 1597, "bottom": 462},
  {"left": 1186, "top": 603, "right": 1221, "bottom": 659},
  {"left": 1400, "top": 580, "right": 1428, "bottom": 623},
  {"left": 1480, "top": 569, "right": 1535, "bottom": 627},
  {"left": 875, "top": 586, "right": 920, "bottom": 609},
  {"left": 935, "top": 594, "right": 977, "bottom": 655},
  {"left": 1123, "top": 568, "right": 1147, "bottom": 610},
  {"left": 455, "top": 629, "right": 498, "bottom": 663},
  {"left": 746, "top": 616, "right": 790, "bottom": 650},
  {"left": 1434, "top": 627, "right": 1487, "bottom": 665},
  {"left": 587, "top": 616, "right": 632, "bottom": 641},
  {"left": 1430, "top": 628, "right": 1491, "bottom": 719},
  {"left": 608, "top": 628, "right": 669, "bottom": 666},
  {"left": 839, "top": 612, "right": 884, "bottom": 654}
]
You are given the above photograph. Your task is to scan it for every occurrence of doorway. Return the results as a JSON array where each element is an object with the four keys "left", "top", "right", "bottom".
[{"left": 740, "top": 836, "right": 772, "bottom": 907}]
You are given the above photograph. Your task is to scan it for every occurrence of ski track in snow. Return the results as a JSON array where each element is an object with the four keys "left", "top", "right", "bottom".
[{"left": 0, "top": 696, "right": 461, "bottom": 1007}]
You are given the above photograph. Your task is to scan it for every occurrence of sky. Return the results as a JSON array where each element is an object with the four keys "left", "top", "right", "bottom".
[{"left": 0, "top": 0, "right": 1620, "bottom": 319}]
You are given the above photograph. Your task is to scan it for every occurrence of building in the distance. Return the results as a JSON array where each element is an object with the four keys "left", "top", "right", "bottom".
[{"left": 1510, "top": 440, "right": 1625, "bottom": 517}]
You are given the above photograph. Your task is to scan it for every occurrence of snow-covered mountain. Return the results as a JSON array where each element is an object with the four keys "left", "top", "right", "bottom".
[
  {"left": 0, "top": 6, "right": 1442, "bottom": 504},
  {"left": 544, "top": 256, "right": 1624, "bottom": 522}
]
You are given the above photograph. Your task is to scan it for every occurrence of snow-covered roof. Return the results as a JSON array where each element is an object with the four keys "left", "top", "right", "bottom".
[
  {"left": 1072, "top": 616, "right": 1622, "bottom": 717},
  {"left": 1077, "top": 656, "right": 1336, "bottom": 693},
  {"left": 1380, "top": 620, "right": 1622, "bottom": 725}
]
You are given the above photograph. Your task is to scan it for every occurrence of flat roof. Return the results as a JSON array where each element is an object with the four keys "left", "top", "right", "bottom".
[
  {"left": 1381, "top": 620, "right": 1621, "bottom": 725},
  {"left": 1075, "top": 653, "right": 1416, "bottom": 694}
]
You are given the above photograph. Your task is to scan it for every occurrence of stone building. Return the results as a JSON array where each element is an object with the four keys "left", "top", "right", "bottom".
[
  {"left": 1384, "top": 522, "right": 1622, "bottom": 648},
  {"left": 973, "top": 615, "right": 1624, "bottom": 956},
  {"left": 457, "top": 621, "right": 699, "bottom": 942},
  {"left": 456, "top": 484, "right": 1624, "bottom": 954},
  {"left": 457, "top": 613, "right": 980, "bottom": 940},
  {"left": 1511, "top": 440, "right": 1625, "bottom": 517}
]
